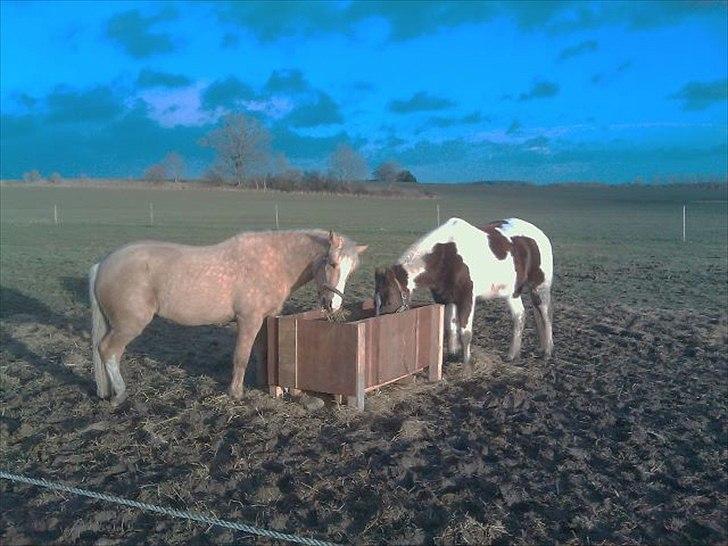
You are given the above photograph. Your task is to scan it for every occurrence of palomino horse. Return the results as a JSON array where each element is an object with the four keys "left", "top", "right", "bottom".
[
  {"left": 374, "top": 217, "right": 553, "bottom": 366},
  {"left": 89, "top": 230, "right": 367, "bottom": 405}
]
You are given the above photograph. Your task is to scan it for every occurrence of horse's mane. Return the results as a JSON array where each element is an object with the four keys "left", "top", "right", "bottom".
[
  {"left": 234, "top": 228, "right": 359, "bottom": 259},
  {"left": 397, "top": 222, "right": 452, "bottom": 265}
]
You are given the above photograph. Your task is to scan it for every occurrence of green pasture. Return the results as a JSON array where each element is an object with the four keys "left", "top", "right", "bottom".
[{"left": 1, "top": 182, "right": 726, "bottom": 319}]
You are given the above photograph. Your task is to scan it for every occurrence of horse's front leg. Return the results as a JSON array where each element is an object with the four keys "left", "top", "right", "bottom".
[
  {"left": 457, "top": 297, "right": 476, "bottom": 368},
  {"left": 229, "top": 314, "right": 263, "bottom": 400},
  {"left": 506, "top": 296, "right": 526, "bottom": 361},
  {"left": 249, "top": 323, "right": 269, "bottom": 387},
  {"left": 444, "top": 303, "right": 459, "bottom": 355}
]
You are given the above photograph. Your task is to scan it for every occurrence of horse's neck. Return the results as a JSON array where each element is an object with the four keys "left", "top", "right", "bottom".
[
  {"left": 398, "top": 250, "right": 428, "bottom": 292},
  {"left": 282, "top": 236, "right": 326, "bottom": 292},
  {"left": 398, "top": 225, "right": 451, "bottom": 291}
]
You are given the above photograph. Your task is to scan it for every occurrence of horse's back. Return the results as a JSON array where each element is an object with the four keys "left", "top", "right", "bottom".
[
  {"left": 97, "top": 239, "right": 241, "bottom": 325},
  {"left": 441, "top": 217, "right": 553, "bottom": 294},
  {"left": 97, "top": 240, "right": 193, "bottom": 284},
  {"left": 498, "top": 218, "right": 553, "bottom": 282}
]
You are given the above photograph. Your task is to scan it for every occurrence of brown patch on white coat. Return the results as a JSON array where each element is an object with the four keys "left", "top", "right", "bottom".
[
  {"left": 374, "top": 217, "right": 553, "bottom": 366},
  {"left": 89, "top": 229, "right": 367, "bottom": 405}
]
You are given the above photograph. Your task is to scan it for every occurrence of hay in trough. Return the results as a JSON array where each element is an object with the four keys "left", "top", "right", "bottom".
[{"left": 325, "top": 308, "right": 352, "bottom": 322}]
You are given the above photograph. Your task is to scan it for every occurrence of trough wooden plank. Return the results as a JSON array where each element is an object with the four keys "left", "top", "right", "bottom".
[
  {"left": 414, "top": 310, "right": 421, "bottom": 373},
  {"left": 296, "top": 320, "right": 359, "bottom": 395},
  {"left": 372, "top": 310, "right": 418, "bottom": 387},
  {"left": 364, "top": 318, "right": 377, "bottom": 387},
  {"left": 266, "top": 316, "right": 279, "bottom": 388},
  {"left": 428, "top": 305, "right": 444, "bottom": 381},
  {"left": 415, "top": 306, "right": 438, "bottom": 368},
  {"left": 347, "top": 322, "right": 366, "bottom": 410},
  {"left": 415, "top": 307, "right": 429, "bottom": 371},
  {"left": 277, "top": 316, "right": 298, "bottom": 388}
]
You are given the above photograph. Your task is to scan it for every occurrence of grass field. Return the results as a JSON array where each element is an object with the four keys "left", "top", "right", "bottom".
[
  {"left": 1, "top": 182, "right": 726, "bottom": 314},
  {"left": 1, "top": 182, "right": 727, "bottom": 544}
]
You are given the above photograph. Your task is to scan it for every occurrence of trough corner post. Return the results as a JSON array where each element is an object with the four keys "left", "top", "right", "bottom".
[
  {"left": 266, "top": 315, "right": 283, "bottom": 398},
  {"left": 347, "top": 322, "right": 366, "bottom": 411},
  {"left": 429, "top": 304, "right": 444, "bottom": 382}
]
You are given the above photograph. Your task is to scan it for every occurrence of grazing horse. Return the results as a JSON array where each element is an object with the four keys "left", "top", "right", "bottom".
[
  {"left": 89, "top": 230, "right": 367, "bottom": 405},
  {"left": 374, "top": 217, "right": 553, "bottom": 366}
]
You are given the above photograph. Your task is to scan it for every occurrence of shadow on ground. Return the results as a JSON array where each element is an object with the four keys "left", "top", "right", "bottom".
[{"left": 1, "top": 282, "right": 265, "bottom": 394}]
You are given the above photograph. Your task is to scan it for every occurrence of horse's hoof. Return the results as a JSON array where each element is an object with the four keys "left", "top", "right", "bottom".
[
  {"left": 534, "top": 347, "right": 552, "bottom": 361},
  {"left": 97, "top": 389, "right": 111, "bottom": 400},
  {"left": 228, "top": 387, "right": 244, "bottom": 401},
  {"left": 110, "top": 393, "right": 128, "bottom": 411}
]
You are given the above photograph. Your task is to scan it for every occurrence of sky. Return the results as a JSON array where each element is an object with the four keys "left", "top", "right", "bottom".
[{"left": 1, "top": 0, "right": 727, "bottom": 183}]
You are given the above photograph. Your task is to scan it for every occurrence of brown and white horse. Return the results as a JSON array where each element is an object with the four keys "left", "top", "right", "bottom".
[
  {"left": 374, "top": 217, "right": 553, "bottom": 366},
  {"left": 89, "top": 230, "right": 367, "bottom": 405}
]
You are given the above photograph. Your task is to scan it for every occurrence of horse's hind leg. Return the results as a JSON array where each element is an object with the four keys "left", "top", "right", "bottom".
[
  {"left": 506, "top": 296, "right": 526, "bottom": 361},
  {"left": 444, "top": 303, "right": 459, "bottom": 355},
  {"left": 457, "top": 297, "right": 475, "bottom": 368},
  {"left": 99, "top": 318, "right": 151, "bottom": 406},
  {"left": 530, "top": 290, "right": 546, "bottom": 354},
  {"left": 532, "top": 286, "right": 553, "bottom": 358}
]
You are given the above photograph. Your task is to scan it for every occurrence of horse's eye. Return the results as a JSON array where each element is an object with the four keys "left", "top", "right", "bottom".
[{"left": 329, "top": 262, "right": 337, "bottom": 268}]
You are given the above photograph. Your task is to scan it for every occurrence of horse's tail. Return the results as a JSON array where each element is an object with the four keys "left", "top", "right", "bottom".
[{"left": 89, "top": 263, "right": 110, "bottom": 398}]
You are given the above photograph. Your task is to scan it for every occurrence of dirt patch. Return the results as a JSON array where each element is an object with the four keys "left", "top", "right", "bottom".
[{"left": 1, "top": 295, "right": 726, "bottom": 545}]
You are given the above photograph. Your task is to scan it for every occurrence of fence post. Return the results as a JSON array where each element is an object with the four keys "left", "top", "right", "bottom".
[
  {"left": 682, "top": 204, "right": 686, "bottom": 242},
  {"left": 149, "top": 202, "right": 154, "bottom": 227},
  {"left": 54, "top": 204, "right": 59, "bottom": 226},
  {"left": 275, "top": 204, "right": 280, "bottom": 230},
  {"left": 436, "top": 204, "right": 440, "bottom": 226}
]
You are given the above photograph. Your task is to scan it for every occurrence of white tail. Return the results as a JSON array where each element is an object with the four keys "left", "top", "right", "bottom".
[{"left": 89, "top": 263, "right": 111, "bottom": 398}]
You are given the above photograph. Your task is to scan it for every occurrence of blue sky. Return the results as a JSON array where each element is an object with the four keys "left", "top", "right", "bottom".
[{"left": 1, "top": 0, "right": 726, "bottom": 183}]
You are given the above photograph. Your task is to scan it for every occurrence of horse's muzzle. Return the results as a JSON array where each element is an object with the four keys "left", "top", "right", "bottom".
[{"left": 320, "top": 283, "right": 344, "bottom": 312}]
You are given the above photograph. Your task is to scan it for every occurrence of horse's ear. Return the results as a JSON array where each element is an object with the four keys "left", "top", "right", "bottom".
[
  {"left": 328, "top": 230, "right": 342, "bottom": 250},
  {"left": 356, "top": 244, "right": 368, "bottom": 254},
  {"left": 374, "top": 267, "right": 384, "bottom": 281}
]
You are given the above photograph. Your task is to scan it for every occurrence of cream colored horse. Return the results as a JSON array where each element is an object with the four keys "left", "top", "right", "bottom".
[{"left": 89, "top": 230, "right": 367, "bottom": 405}]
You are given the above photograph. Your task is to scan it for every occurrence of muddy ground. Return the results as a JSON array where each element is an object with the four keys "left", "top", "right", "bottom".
[
  {"left": 1, "top": 280, "right": 726, "bottom": 545},
  {"left": 1, "top": 182, "right": 727, "bottom": 545}
]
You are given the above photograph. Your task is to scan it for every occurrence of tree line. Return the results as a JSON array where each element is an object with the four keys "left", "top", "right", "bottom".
[{"left": 143, "top": 113, "right": 418, "bottom": 189}]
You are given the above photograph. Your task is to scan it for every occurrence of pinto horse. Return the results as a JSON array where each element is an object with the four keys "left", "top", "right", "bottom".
[
  {"left": 89, "top": 230, "right": 367, "bottom": 405},
  {"left": 374, "top": 217, "right": 553, "bottom": 366}
]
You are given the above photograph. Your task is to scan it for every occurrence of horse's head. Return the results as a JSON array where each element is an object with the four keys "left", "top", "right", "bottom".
[
  {"left": 374, "top": 265, "right": 410, "bottom": 316},
  {"left": 314, "top": 231, "right": 368, "bottom": 312}
]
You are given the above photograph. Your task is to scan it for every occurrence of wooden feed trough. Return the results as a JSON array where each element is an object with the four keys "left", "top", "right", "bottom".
[{"left": 266, "top": 300, "right": 444, "bottom": 410}]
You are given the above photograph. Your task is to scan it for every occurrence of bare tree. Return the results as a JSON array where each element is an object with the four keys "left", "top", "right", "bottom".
[
  {"left": 200, "top": 113, "right": 271, "bottom": 188},
  {"left": 22, "top": 170, "right": 42, "bottom": 182},
  {"left": 202, "top": 167, "right": 227, "bottom": 186},
  {"left": 162, "top": 152, "right": 185, "bottom": 183},
  {"left": 270, "top": 152, "right": 293, "bottom": 176},
  {"left": 373, "top": 161, "right": 401, "bottom": 184},
  {"left": 328, "top": 144, "right": 368, "bottom": 183},
  {"left": 143, "top": 163, "right": 167, "bottom": 182}
]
